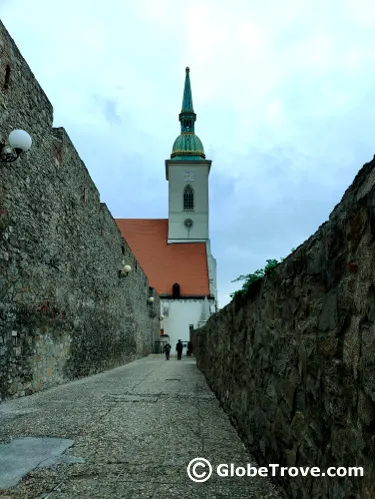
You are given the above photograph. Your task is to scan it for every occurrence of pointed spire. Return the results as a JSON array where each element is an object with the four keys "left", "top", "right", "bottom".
[
  {"left": 179, "top": 67, "right": 196, "bottom": 133},
  {"left": 171, "top": 67, "right": 206, "bottom": 159},
  {"left": 181, "top": 67, "right": 194, "bottom": 112}
]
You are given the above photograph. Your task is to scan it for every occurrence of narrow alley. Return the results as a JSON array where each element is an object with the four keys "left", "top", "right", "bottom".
[{"left": 0, "top": 355, "right": 282, "bottom": 498}]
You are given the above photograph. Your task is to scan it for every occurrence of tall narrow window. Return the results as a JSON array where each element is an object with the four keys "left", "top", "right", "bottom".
[
  {"left": 3, "top": 65, "right": 10, "bottom": 90},
  {"left": 172, "top": 283, "right": 180, "bottom": 298},
  {"left": 183, "top": 185, "right": 194, "bottom": 210}
]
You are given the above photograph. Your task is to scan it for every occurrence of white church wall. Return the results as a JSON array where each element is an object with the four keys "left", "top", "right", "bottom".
[
  {"left": 160, "top": 299, "right": 204, "bottom": 353},
  {"left": 205, "top": 240, "right": 218, "bottom": 308}
]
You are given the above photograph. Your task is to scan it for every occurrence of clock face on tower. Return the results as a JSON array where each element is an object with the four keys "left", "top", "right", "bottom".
[
  {"left": 184, "top": 218, "right": 193, "bottom": 229},
  {"left": 184, "top": 171, "right": 194, "bottom": 182}
]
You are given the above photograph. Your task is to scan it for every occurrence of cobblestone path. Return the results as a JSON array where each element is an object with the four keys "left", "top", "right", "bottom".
[{"left": 0, "top": 355, "right": 283, "bottom": 498}]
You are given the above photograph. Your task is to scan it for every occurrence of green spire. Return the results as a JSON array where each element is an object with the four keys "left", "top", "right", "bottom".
[
  {"left": 182, "top": 67, "right": 194, "bottom": 112},
  {"left": 179, "top": 67, "right": 196, "bottom": 133},
  {"left": 171, "top": 66, "right": 206, "bottom": 160}
]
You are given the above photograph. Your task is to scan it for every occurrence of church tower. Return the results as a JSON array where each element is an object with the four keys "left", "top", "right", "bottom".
[
  {"left": 116, "top": 67, "right": 219, "bottom": 343},
  {"left": 165, "top": 67, "right": 212, "bottom": 243}
]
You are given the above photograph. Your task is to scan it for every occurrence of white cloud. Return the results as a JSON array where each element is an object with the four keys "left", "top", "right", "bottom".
[{"left": 1, "top": 0, "right": 375, "bottom": 306}]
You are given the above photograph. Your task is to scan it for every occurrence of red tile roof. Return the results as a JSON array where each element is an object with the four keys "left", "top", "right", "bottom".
[{"left": 115, "top": 219, "right": 210, "bottom": 296}]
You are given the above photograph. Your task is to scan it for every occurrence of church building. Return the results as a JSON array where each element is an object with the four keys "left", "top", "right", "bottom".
[{"left": 116, "top": 67, "right": 217, "bottom": 349}]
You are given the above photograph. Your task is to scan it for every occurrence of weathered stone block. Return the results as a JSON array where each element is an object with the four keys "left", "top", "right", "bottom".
[
  {"left": 0, "top": 20, "right": 160, "bottom": 402},
  {"left": 193, "top": 155, "right": 375, "bottom": 498}
]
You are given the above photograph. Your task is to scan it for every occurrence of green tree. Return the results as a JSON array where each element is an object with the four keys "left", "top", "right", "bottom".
[
  {"left": 230, "top": 258, "right": 279, "bottom": 299},
  {"left": 230, "top": 248, "right": 296, "bottom": 300}
]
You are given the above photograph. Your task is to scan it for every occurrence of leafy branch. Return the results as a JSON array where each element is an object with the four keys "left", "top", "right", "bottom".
[{"left": 230, "top": 248, "right": 297, "bottom": 300}]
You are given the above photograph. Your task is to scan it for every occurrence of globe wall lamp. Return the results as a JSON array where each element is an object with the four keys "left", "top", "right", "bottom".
[
  {"left": 148, "top": 296, "right": 154, "bottom": 304},
  {"left": 119, "top": 263, "right": 132, "bottom": 277},
  {"left": 0, "top": 129, "right": 32, "bottom": 163},
  {"left": 159, "top": 315, "right": 164, "bottom": 321}
]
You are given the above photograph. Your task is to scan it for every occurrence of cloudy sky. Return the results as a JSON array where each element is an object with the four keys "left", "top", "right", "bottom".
[{"left": 2, "top": 0, "right": 375, "bottom": 307}]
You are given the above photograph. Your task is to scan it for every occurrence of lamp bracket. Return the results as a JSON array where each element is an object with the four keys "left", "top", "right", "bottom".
[{"left": 0, "top": 144, "right": 22, "bottom": 163}]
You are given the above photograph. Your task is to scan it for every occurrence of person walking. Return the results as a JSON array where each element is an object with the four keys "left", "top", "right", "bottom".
[
  {"left": 163, "top": 342, "right": 171, "bottom": 360},
  {"left": 176, "top": 339, "right": 183, "bottom": 360}
]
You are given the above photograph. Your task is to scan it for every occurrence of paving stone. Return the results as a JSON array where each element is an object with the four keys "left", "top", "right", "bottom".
[
  {"left": 0, "top": 355, "right": 283, "bottom": 498},
  {"left": 0, "top": 437, "right": 79, "bottom": 488}
]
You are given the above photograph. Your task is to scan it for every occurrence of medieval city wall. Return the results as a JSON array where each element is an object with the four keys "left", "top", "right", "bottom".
[
  {"left": 192, "top": 157, "right": 375, "bottom": 498},
  {"left": 0, "top": 21, "right": 160, "bottom": 401}
]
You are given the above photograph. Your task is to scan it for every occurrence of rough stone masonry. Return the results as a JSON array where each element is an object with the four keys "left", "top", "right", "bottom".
[
  {"left": 192, "top": 156, "right": 375, "bottom": 499},
  {"left": 0, "top": 21, "right": 160, "bottom": 402}
]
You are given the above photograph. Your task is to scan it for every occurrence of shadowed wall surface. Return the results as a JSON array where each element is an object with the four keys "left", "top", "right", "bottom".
[
  {"left": 193, "top": 157, "right": 375, "bottom": 498},
  {"left": 0, "top": 21, "right": 160, "bottom": 401}
]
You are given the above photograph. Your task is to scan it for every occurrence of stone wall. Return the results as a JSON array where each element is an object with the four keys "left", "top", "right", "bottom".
[
  {"left": 192, "top": 156, "right": 375, "bottom": 498},
  {"left": 0, "top": 21, "right": 160, "bottom": 401}
]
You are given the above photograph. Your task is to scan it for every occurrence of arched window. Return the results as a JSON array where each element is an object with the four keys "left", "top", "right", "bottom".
[
  {"left": 172, "top": 283, "right": 181, "bottom": 298},
  {"left": 183, "top": 185, "right": 194, "bottom": 210}
]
